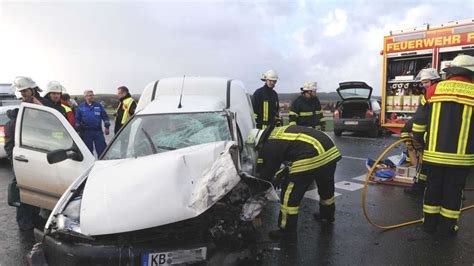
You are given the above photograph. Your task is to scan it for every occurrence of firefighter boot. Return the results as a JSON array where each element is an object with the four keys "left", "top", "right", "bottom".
[
  {"left": 422, "top": 213, "right": 438, "bottom": 234},
  {"left": 438, "top": 217, "right": 459, "bottom": 237},
  {"left": 313, "top": 203, "right": 335, "bottom": 223},
  {"left": 404, "top": 180, "right": 426, "bottom": 197}
]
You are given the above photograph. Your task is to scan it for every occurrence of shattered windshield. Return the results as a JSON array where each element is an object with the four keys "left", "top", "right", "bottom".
[{"left": 103, "top": 112, "right": 232, "bottom": 160}]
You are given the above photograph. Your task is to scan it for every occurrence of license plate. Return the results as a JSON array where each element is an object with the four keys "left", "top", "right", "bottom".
[
  {"left": 344, "top": 121, "right": 359, "bottom": 125},
  {"left": 142, "top": 247, "right": 207, "bottom": 266}
]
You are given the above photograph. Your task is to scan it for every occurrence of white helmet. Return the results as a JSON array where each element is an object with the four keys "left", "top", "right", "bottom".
[
  {"left": 301, "top": 81, "right": 317, "bottom": 92},
  {"left": 415, "top": 68, "right": 440, "bottom": 81},
  {"left": 261, "top": 70, "right": 279, "bottom": 81},
  {"left": 46, "top": 81, "right": 65, "bottom": 94},
  {"left": 246, "top": 128, "right": 265, "bottom": 149},
  {"left": 12, "top": 76, "right": 40, "bottom": 92},
  {"left": 444, "top": 54, "right": 474, "bottom": 75}
]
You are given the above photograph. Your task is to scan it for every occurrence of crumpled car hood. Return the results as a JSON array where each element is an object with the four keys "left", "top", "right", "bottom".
[{"left": 80, "top": 141, "right": 240, "bottom": 236}]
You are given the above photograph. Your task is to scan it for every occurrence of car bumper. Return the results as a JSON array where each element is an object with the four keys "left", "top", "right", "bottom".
[
  {"left": 34, "top": 229, "right": 212, "bottom": 266},
  {"left": 334, "top": 118, "right": 377, "bottom": 132}
]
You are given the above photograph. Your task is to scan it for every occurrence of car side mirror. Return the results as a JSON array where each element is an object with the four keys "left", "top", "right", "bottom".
[{"left": 47, "top": 148, "right": 83, "bottom": 164}]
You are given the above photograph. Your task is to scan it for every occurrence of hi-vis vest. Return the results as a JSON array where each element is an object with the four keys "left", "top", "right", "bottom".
[
  {"left": 116, "top": 97, "right": 135, "bottom": 125},
  {"left": 412, "top": 79, "right": 474, "bottom": 167}
]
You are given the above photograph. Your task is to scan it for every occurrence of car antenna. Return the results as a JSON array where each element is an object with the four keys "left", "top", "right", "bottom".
[{"left": 178, "top": 75, "right": 185, "bottom": 108}]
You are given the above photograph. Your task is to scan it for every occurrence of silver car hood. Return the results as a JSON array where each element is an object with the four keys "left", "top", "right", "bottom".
[{"left": 79, "top": 141, "right": 240, "bottom": 235}]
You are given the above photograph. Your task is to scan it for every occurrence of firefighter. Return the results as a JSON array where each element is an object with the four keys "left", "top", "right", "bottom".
[
  {"left": 114, "top": 86, "right": 137, "bottom": 135},
  {"left": 289, "top": 82, "right": 326, "bottom": 130},
  {"left": 252, "top": 70, "right": 280, "bottom": 129},
  {"left": 246, "top": 125, "right": 341, "bottom": 239},
  {"left": 412, "top": 54, "right": 474, "bottom": 236},
  {"left": 402, "top": 68, "right": 440, "bottom": 196},
  {"left": 43, "top": 81, "right": 68, "bottom": 119},
  {"left": 60, "top": 92, "right": 76, "bottom": 127},
  {"left": 7, "top": 77, "right": 44, "bottom": 230}
]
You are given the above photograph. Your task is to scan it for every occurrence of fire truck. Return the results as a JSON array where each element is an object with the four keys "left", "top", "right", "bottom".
[{"left": 381, "top": 18, "right": 474, "bottom": 134}]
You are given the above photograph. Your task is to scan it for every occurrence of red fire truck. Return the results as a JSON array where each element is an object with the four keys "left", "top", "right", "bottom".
[{"left": 381, "top": 19, "right": 474, "bottom": 134}]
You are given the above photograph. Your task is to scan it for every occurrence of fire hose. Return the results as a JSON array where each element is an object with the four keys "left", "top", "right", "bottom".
[{"left": 362, "top": 138, "right": 474, "bottom": 230}]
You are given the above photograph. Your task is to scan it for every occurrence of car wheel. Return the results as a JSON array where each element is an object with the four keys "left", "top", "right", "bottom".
[{"left": 334, "top": 129, "right": 342, "bottom": 137}]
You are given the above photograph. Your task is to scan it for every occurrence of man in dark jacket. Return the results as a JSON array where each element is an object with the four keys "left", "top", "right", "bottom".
[
  {"left": 252, "top": 70, "right": 280, "bottom": 129},
  {"left": 247, "top": 125, "right": 341, "bottom": 239},
  {"left": 412, "top": 54, "right": 474, "bottom": 236},
  {"left": 6, "top": 76, "right": 43, "bottom": 230},
  {"left": 114, "top": 86, "right": 137, "bottom": 135},
  {"left": 289, "top": 82, "right": 326, "bottom": 130},
  {"left": 43, "top": 81, "right": 68, "bottom": 119}
]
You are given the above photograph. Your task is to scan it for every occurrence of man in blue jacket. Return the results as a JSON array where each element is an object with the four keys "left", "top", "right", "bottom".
[{"left": 75, "top": 90, "right": 110, "bottom": 157}]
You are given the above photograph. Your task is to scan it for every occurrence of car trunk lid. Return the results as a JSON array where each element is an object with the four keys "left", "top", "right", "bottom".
[{"left": 336, "top": 81, "right": 372, "bottom": 100}]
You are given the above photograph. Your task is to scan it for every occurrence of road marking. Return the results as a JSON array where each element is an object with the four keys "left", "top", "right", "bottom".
[
  {"left": 352, "top": 175, "right": 368, "bottom": 182},
  {"left": 304, "top": 190, "right": 341, "bottom": 201},
  {"left": 342, "top": 156, "right": 367, "bottom": 161},
  {"left": 334, "top": 181, "right": 364, "bottom": 191}
]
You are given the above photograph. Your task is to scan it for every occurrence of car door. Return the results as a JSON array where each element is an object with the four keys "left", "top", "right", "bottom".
[{"left": 13, "top": 103, "right": 95, "bottom": 210}]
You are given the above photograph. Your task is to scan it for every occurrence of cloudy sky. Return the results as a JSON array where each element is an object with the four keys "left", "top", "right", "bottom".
[{"left": 0, "top": 0, "right": 472, "bottom": 96}]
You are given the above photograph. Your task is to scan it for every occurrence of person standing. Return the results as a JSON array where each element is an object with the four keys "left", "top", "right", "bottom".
[
  {"left": 114, "top": 86, "right": 137, "bottom": 135},
  {"left": 60, "top": 92, "right": 76, "bottom": 127},
  {"left": 252, "top": 70, "right": 280, "bottom": 129},
  {"left": 6, "top": 76, "right": 43, "bottom": 230},
  {"left": 246, "top": 125, "right": 341, "bottom": 239},
  {"left": 412, "top": 54, "right": 474, "bottom": 236},
  {"left": 75, "top": 90, "right": 110, "bottom": 157},
  {"left": 289, "top": 82, "right": 326, "bottom": 130},
  {"left": 43, "top": 81, "right": 68, "bottom": 118}
]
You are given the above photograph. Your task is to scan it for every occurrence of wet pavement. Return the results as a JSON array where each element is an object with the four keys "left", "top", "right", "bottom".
[{"left": 1, "top": 132, "right": 473, "bottom": 265}]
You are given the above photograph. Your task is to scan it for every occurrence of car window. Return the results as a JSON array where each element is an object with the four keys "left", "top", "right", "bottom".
[
  {"left": 103, "top": 112, "right": 232, "bottom": 160},
  {"left": 371, "top": 100, "right": 381, "bottom": 111},
  {"left": 21, "top": 108, "right": 74, "bottom": 152}
]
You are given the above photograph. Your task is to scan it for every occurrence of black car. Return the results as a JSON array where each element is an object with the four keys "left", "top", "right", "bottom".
[{"left": 333, "top": 81, "right": 381, "bottom": 137}]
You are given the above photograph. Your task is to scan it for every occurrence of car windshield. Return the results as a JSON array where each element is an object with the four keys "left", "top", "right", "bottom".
[
  {"left": 338, "top": 88, "right": 371, "bottom": 99},
  {"left": 103, "top": 112, "right": 232, "bottom": 160}
]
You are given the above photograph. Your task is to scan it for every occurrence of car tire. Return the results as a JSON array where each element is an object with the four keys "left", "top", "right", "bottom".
[{"left": 334, "top": 129, "right": 342, "bottom": 137}]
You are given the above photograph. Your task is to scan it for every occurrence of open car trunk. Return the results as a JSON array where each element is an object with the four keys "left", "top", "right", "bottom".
[{"left": 340, "top": 100, "right": 369, "bottom": 119}]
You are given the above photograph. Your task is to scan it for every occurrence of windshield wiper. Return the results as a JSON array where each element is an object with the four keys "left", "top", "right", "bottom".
[
  {"left": 156, "top": 145, "right": 176, "bottom": 151},
  {"left": 141, "top": 128, "right": 157, "bottom": 154}
]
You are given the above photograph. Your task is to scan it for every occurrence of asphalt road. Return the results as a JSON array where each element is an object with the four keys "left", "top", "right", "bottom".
[{"left": 0, "top": 132, "right": 473, "bottom": 265}]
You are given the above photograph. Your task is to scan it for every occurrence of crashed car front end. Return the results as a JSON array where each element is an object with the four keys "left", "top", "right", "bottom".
[{"left": 32, "top": 111, "right": 267, "bottom": 265}]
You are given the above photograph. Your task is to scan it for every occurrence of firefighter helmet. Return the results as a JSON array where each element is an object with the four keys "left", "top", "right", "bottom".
[
  {"left": 46, "top": 81, "right": 65, "bottom": 94},
  {"left": 301, "top": 81, "right": 317, "bottom": 92},
  {"left": 443, "top": 54, "right": 474, "bottom": 75},
  {"left": 12, "top": 76, "right": 40, "bottom": 92},
  {"left": 246, "top": 128, "right": 265, "bottom": 149},
  {"left": 415, "top": 68, "right": 440, "bottom": 81},
  {"left": 260, "top": 70, "right": 279, "bottom": 81}
]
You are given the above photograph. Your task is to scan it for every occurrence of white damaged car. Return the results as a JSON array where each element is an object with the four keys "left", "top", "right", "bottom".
[{"left": 14, "top": 77, "right": 272, "bottom": 265}]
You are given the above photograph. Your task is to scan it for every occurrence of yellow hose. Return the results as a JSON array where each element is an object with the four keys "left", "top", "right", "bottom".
[{"left": 362, "top": 138, "right": 474, "bottom": 230}]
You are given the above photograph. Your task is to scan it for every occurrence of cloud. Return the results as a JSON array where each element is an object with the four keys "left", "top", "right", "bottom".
[
  {"left": 321, "top": 8, "right": 348, "bottom": 37},
  {"left": 0, "top": 0, "right": 472, "bottom": 97}
]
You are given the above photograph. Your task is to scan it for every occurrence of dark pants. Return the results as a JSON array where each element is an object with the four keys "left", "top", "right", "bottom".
[
  {"left": 82, "top": 130, "right": 107, "bottom": 157},
  {"left": 423, "top": 165, "right": 469, "bottom": 234},
  {"left": 278, "top": 162, "right": 336, "bottom": 231}
]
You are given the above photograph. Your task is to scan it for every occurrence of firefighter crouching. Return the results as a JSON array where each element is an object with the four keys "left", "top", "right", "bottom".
[
  {"left": 289, "top": 82, "right": 326, "bottom": 130},
  {"left": 246, "top": 125, "right": 341, "bottom": 239},
  {"left": 252, "top": 70, "right": 281, "bottom": 129},
  {"left": 412, "top": 54, "right": 474, "bottom": 237}
]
